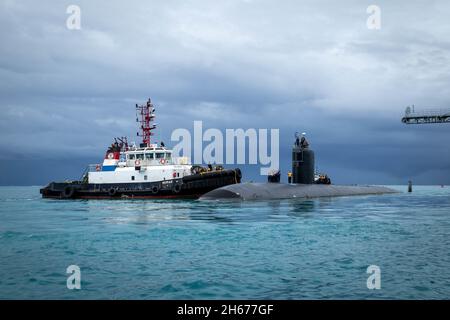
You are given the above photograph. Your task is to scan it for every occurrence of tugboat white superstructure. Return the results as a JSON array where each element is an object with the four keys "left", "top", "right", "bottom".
[{"left": 41, "top": 98, "right": 241, "bottom": 199}]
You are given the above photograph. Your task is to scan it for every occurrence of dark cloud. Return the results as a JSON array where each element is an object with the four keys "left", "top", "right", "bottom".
[{"left": 0, "top": 0, "right": 449, "bottom": 185}]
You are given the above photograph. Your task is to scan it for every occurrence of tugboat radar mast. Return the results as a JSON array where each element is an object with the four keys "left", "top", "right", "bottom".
[{"left": 136, "top": 98, "right": 156, "bottom": 147}]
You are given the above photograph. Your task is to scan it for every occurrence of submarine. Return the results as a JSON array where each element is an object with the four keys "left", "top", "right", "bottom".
[{"left": 200, "top": 134, "right": 398, "bottom": 201}]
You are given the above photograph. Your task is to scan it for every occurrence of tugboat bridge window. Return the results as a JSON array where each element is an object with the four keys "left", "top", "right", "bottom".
[
  {"left": 128, "top": 154, "right": 135, "bottom": 160},
  {"left": 145, "top": 153, "right": 154, "bottom": 160},
  {"left": 136, "top": 154, "right": 144, "bottom": 160},
  {"left": 156, "top": 153, "right": 164, "bottom": 159},
  {"left": 131, "top": 176, "right": 135, "bottom": 181},
  {"left": 166, "top": 153, "right": 172, "bottom": 159}
]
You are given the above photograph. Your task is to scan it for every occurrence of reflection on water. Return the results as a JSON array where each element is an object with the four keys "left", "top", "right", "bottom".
[
  {"left": 80, "top": 197, "right": 331, "bottom": 225},
  {"left": 288, "top": 199, "right": 316, "bottom": 217},
  {"left": 14, "top": 190, "right": 429, "bottom": 226}
]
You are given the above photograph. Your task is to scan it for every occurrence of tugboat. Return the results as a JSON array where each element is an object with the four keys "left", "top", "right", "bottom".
[{"left": 40, "top": 98, "right": 242, "bottom": 199}]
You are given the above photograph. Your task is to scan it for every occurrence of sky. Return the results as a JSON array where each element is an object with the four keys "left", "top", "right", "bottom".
[{"left": 0, "top": 0, "right": 450, "bottom": 185}]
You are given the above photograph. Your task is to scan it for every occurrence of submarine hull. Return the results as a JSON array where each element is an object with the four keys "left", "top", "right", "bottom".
[{"left": 199, "top": 182, "right": 398, "bottom": 201}]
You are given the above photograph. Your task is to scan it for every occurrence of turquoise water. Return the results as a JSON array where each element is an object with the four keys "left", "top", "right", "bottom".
[{"left": 0, "top": 186, "right": 449, "bottom": 299}]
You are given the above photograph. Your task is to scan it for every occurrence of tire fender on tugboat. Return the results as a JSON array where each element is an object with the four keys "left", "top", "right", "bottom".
[
  {"left": 108, "top": 187, "right": 118, "bottom": 196},
  {"left": 173, "top": 183, "right": 182, "bottom": 193},
  {"left": 62, "top": 186, "right": 76, "bottom": 199}
]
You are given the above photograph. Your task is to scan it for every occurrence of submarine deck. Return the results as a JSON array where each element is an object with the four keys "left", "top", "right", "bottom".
[{"left": 199, "top": 183, "right": 399, "bottom": 201}]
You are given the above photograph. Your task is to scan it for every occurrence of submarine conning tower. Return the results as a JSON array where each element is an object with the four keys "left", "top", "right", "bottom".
[{"left": 292, "top": 133, "right": 315, "bottom": 184}]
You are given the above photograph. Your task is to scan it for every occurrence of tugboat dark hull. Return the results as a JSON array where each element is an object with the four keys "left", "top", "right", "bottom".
[{"left": 40, "top": 169, "right": 241, "bottom": 200}]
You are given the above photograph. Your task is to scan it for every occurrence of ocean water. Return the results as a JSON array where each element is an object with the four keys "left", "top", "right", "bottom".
[{"left": 0, "top": 185, "right": 449, "bottom": 300}]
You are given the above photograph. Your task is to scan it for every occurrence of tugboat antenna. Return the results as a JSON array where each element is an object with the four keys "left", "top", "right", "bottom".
[{"left": 136, "top": 98, "right": 156, "bottom": 147}]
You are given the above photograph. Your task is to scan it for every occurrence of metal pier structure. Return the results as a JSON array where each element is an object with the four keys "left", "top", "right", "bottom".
[{"left": 402, "top": 106, "right": 450, "bottom": 124}]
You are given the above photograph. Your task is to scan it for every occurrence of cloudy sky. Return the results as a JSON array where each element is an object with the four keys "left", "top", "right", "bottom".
[{"left": 1, "top": 0, "right": 449, "bottom": 185}]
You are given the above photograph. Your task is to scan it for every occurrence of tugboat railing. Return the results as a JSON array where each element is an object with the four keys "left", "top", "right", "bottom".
[{"left": 78, "top": 164, "right": 102, "bottom": 183}]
